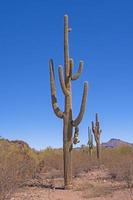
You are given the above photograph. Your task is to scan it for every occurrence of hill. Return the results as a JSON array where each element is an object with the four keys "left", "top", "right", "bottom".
[{"left": 101, "top": 138, "right": 133, "bottom": 148}]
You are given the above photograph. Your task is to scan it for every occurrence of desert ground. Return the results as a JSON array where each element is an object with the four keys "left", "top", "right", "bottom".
[
  {"left": 0, "top": 139, "right": 132, "bottom": 200},
  {"left": 11, "top": 167, "right": 132, "bottom": 200}
]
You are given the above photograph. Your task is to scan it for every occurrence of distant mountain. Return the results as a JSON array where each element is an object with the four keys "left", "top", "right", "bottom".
[{"left": 101, "top": 138, "right": 133, "bottom": 148}]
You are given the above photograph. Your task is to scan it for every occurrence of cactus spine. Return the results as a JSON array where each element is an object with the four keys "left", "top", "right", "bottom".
[
  {"left": 87, "top": 127, "right": 93, "bottom": 156},
  {"left": 92, "top": 113, "right": 101, "bottom": 159},
  {"left": 49, "top": 15, "right": 88, "bottom": 189}
]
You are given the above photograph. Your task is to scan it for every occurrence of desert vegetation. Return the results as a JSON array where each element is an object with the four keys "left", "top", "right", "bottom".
[
  {"left": 0, "top": 138, "right": 39, "bottom": 200},
  {"left": 0, "top": 137, "right": 132, "bottom": 199}
]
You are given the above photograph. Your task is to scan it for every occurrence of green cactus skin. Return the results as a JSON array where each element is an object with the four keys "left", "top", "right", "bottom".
[
  {"left": 87, "top": 127, "right": 93, "bottom": 156},
  {"left": 92, "top": 113, "right": 102, "bottom": 159},
  {"left": 49, "top": 15, "right": 88, "bottom": 189}
]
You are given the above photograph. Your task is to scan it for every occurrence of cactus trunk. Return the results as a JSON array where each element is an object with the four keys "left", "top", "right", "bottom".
[
  {"left": 63, "top": 15, "right": 73, "bottom": 188},
  {"left": 96, "top": 142, "right": 100, "bottom": 159},
  {"left": 63, "top": 94, "right": 73, "bottom": 188},
  {"left": 49, "top": 15, "right": 88, "bottom": 189},
  {"left": 63, "top": 117, "right": 72, "bottom": 188},
  {"left": 89, "top": 148, "right": 92, "bottom": 156}
]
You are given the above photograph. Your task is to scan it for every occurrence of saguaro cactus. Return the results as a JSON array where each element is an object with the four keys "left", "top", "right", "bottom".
[
  {"left": 92, "top": 113, "right": 102, "bottom": 159},
  {"left": 49, "top": 15, "right": 88, "bottom": 189},
  {"left": 87, "top": 127, "right": 93, "bottom": 156}
]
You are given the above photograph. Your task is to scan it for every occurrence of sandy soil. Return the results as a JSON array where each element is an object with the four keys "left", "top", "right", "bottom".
[{"left": 10, "top": 168, "right": 133, "bottom": 200}]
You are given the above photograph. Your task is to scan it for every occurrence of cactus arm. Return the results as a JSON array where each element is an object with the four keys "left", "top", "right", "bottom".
[
  {"left": 96, "top": 113, "right": 98, "bottom": 121},
  {"left": 49, "top": 59, "right": 64, "bottom": 119},
  {"left": 69, "top": 58, "right": 73, "bottom": 78},
  {"left": 91, "top": 134, "right": 93, "bottom": 148},
  {"left": 58, "top": 65, "right": 70, "bottom": 96},
  {"left": 71, "top": 61, "right": 83, "bottom": 80},
  {"left": 92, "top": 121, "right": 95, "bottom": 132},
  {"left": 72, "top": 81, "right": 88, "bottom": 127},
  {"left": 96, "top": 113, "right": 100, "bottom": 127}
]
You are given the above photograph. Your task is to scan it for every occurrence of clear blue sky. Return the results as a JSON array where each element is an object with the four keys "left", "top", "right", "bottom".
[{"left": 0, "top": 0, "right": 133, "bottom": 149}]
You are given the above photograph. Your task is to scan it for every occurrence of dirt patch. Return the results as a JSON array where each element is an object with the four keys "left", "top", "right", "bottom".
[{"left": 10, "top": 168, "right": 133, "bottom": 200}]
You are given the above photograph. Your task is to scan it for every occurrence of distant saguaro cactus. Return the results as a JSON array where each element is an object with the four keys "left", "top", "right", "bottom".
[
  {"left": 49, "top": 15, "right": 88, "bottom": 189},
  {"left": 87, "top": 127, "right": 93, "bottom": 156},
  {"left": 92, "top": 113, "right": 101, "bottom": 159}
]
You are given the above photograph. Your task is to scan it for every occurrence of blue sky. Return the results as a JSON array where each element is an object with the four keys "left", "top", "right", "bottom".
[{"left": 0, "top": 0, "right": 133, "bottom": 149}]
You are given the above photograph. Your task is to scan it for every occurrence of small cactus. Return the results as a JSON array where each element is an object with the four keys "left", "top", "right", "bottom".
[
  {"left": 92, "top": 113, "right": 101, "bottom": 159},
  {"left": 87, "top": 127, "right": 93, "bottom": 156}
]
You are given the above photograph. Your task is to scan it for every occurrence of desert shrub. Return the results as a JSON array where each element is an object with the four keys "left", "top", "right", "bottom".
[
  {"left": 101, "top": 146, "right": 133, "bottom": 188},
  {"left": 115, "top": 145, "right": 133, "bottom": 154},
  {"left": 37, "top": 147, "right": 100, "bottom": 178},
  {"left": 36, "top": 145, "right": 133, "bottom": 185},
  {"left": 37, "top": 147, "right": 101, "bottom": 178},
  {"left": 34, "top": 147, "right": 63, "bottom": 179},
  {"left": 72, "top": 148, "right": 99, "bottom": 176},
  {"left": 1, "top": 137, "right": 132, "bottom": 199},
  {"left": 0, "top": 139, "right": 39, "bottom": 200}
]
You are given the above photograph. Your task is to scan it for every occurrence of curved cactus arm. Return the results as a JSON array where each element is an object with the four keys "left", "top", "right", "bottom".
[
  {"left": 71, "top": 61, "right": 84, "bottom": 80},
  {"left": 91, "top": 134, "right": 93, "bottom": 147},
  {"left": 92, "top": 121, "right": 97, "bottom": 139},
  {"left": 49, "top": 59, "right": 64, "bottom": 119},
  {"left": 58, "top": 65, "right": 70, "bottom": 96},
  {"left": 92, "top": 121, "right": 95, "bottom": 132},
  {"left": 72, "top": 81, "right": 88, "bottom": 127}
]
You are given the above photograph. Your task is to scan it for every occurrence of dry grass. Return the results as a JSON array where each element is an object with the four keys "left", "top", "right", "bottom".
[
  {"left": 100, "top": 145, "right": 133, "bottom": 188},
  {"left": 72, "top": 148, "right": 99, "bottom": 176},
  {"left": 0, "top": 139, "right": 39, "bottom": 200},
  {"left": 36, "top": 147, "right": 99, "bottom": 178},
  {"left": 75, "top": 181, "right": 115, "bottom": 198},
  {"left": 0, "top": 138, "right": 133, "bottom": 199},
  {"left": 35, "top": 145, "right": 133, "bottom": 185}
]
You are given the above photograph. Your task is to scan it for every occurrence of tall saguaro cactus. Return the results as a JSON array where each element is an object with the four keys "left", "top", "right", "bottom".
[
  {"left": 92, "top": 113, "right": 102, "bottom": 159},
  {"left": 49, "top": 15, "right": 88, "bottom": 189}
]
